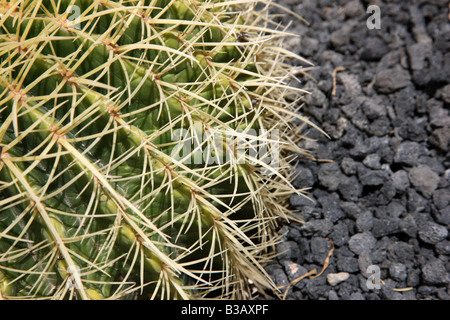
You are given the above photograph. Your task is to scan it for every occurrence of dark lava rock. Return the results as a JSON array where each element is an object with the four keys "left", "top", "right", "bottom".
[
  {"left": 318, "top": 162, "right": 344, "bottom": 192},
  {"left": 293, "top": 167, "right": 315, "bottom": 189},
  {"left": 407, "top": 189, "right": 429, "bottom": 213},
  {"left": 418, "top": 221, "right": 448, "bottom": 245},
  {"left": 361, "top": 97, "right": 388, "bottom": 120},
  {"left": 399, "top": 215, "right": 418, "bottom": 237},
  {"left": 340, "top": 201, "right": 362, "bottom": 220},
  {"left": 387, "top": 200, "right": 406, "bottom": 218},
  {"left": 375, "top": 65, "right": 412, "bottom": 93},
  {"left": 428, "top": 101, "right": 450, "bottom": 128},
  {"left": 329, "top": 221, "right": 350, "bottom": 247},
  {"left": 276, "top": 241, "right": 302, "bottom": 262},
  {"left": 435, "top": 241, "right": 450, "bottom": 255},
  {"left": 389, "top": 263, "right": 408, "bottom": 282},
  {"left": 387, "top": 241, "right": 415, "bottom": 264},
  {"left": 356, "top": 210, "right": 374, "bottom": 233},
  {"left": 358, "top": 169, "right": 389, "bottom": 187},
  {"left": 341, "top": 157, "right": 359, "bottom": 175},
  {"left": 407, "top": 42, "right": 432, "bottom": 72},
  {"left": 372, "top": 217, "right": 401, "bottom": 238},
  {"left": 350, "top": 137, "right": 381, "bottom": 159},
  {"left": 422, "top": 259, "right": 450, "bottom": 285},
  {"left": 393, "top": 86, "right": 417, "bottom": 119},
  {"left": 348, "top": 232, "right": 377, "bottom": 255},
  {"left": 363, "top": 154, "right": 381, "bottom": 170},
  {"left": 282, "top": 260, "right": 309, "bottom": 287},
  {"left": 394, "top": 141, "right": 427, "bottom": 166},
  {"left": 408, "top": 165, "right": 440, "bottom": 198},
  {"left": 360, "top": 37, "right": 389, "bottom": 61},
  {"left": 430, "top": 127, "right": 450, "bottom": 152},
  {"left": 407, "top": 269, "right": 421, "bottom": 288},
  {"left": 310, "top": 237, "right": 333, "bottom": 264},
  {"left": 391, "top": 170, "right": 410, "bottom": 194},
  {"left": 337, "top": 255, "right": 359, "bottom": 273},
  {"left": 436, "top": 206, "right": 450, "bottom": 226},
  {"left": 318, "top": 193, "right": 345, "bottom": 223},
  {"left": 299, "top": 219, "right": 334, "bottom": 237},
  {"left": 266, "top": 264, "right": 289, "bottom": 291},
  {"left": 344, "top": 0, "right": 365, "bottom": 18},
  {"left": 441, "top": 84, "right": 450, "bottom": 103},
  {"left": 290, "top": 193, "right": 315, "bottom": 208},
  {"left": 338, "top": 176, "right": 363, "bottom": 201}
]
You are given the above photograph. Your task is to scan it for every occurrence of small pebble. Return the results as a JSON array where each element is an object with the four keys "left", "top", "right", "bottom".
[{"left": 327, "top": 272, "right": 350, "bottom": 286}]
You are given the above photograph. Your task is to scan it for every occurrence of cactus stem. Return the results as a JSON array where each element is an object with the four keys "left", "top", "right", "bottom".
[{"left": 1, "top": 156, "right": 89, "bottom": 299}]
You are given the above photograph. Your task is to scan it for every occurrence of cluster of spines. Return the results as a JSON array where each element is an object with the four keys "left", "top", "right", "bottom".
[{"left": 0, "top": 0, "right": 310, "bottom": 299}]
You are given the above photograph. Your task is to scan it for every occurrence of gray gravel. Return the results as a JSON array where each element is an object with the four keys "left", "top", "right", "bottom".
[{"left": 261, "top": 0, "right": 450, "bottom": 301}]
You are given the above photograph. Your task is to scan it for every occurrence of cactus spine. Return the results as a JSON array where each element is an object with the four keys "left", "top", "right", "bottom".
[{"left": 0, "top": 0, "right": 310, "bottom": 299}]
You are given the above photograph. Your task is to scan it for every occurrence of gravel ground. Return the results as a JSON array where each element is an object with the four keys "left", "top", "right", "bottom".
[{"left": 263, "top": 0, "right": 450, "bottom": 300}]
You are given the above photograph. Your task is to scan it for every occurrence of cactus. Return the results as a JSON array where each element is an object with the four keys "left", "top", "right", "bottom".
[{"left": 0, "top": 0, "right": 310, "bottom": 299}]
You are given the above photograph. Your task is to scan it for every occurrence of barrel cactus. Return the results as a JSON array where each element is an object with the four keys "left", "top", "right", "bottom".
[{"left": 0, "top": 0, "right": 310, "bottom": 300}]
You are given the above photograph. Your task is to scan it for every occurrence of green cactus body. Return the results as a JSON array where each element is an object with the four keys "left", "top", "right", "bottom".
[{"left": 0, "top": 0, "right": 309, "bottom": 299}]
